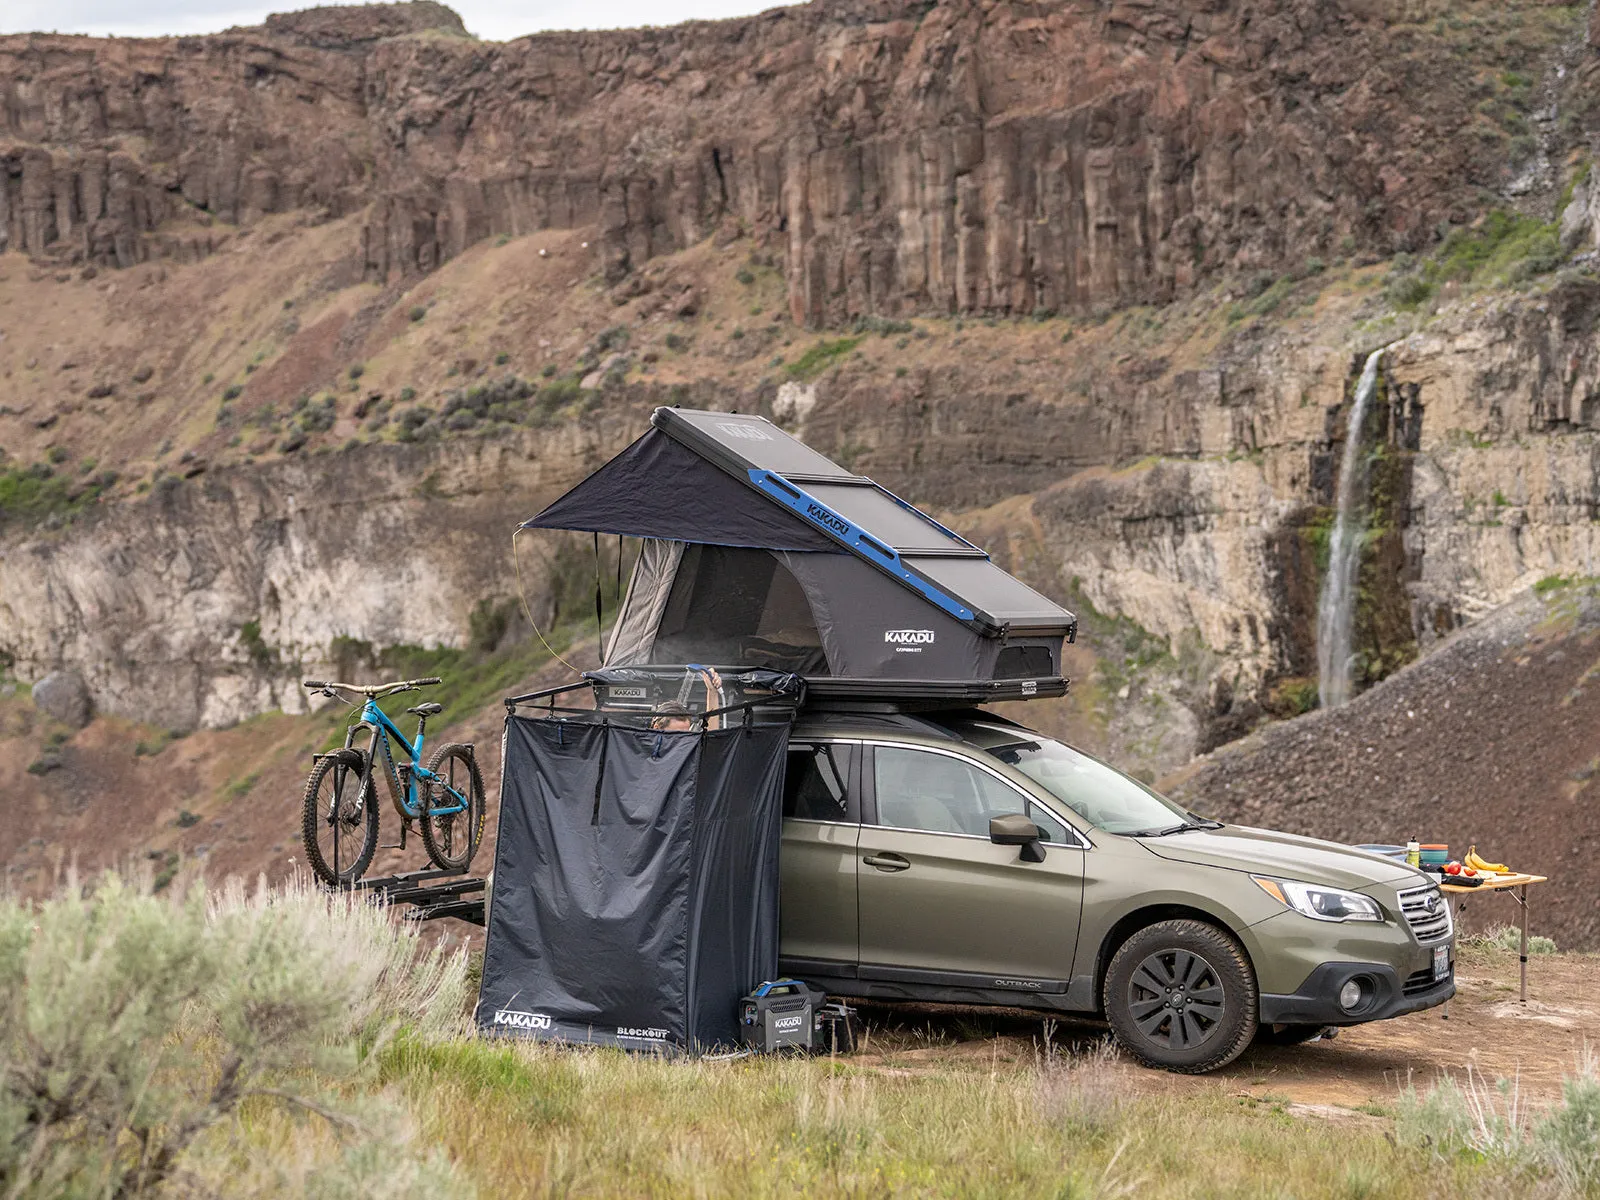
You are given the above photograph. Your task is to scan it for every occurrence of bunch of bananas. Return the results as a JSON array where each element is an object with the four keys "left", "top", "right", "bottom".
[{"left": 1465, "top": 845, "right": 1512, "bottom": 875}]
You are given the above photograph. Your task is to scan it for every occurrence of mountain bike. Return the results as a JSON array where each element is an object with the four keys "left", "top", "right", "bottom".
[{"left": 299, "top": 677, "right": 486, "bottom": 886}]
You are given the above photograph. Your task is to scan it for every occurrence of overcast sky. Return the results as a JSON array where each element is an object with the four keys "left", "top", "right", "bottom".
[{"left": 0, "top": 0, "right": 787, "bottom": 40}]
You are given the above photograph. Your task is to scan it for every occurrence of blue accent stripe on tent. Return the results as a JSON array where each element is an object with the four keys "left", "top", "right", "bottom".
[{"left": 746, "top": 469, "right": 976, "bottom": 623}]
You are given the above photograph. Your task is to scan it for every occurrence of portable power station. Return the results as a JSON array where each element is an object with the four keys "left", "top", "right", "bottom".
[{"left": 739, "top": 979, "right": 828, "bottom": 1051}]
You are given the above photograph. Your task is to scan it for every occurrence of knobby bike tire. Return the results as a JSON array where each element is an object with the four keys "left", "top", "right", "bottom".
[
  {"left": 419, "top": 743, "right": 486, "bottom": 872},
  {"left": 301, "top": 749, "right": 379, "bottom": 886}
]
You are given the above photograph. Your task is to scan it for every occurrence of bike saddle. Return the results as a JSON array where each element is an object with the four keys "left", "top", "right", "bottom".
[{"left": 407, "top": 702, "right": 444, "bottom": 716}]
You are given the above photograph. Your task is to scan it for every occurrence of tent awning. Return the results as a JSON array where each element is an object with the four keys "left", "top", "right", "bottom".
[{"left": 522, "top": 428, "right": 837, "bottom": 551}]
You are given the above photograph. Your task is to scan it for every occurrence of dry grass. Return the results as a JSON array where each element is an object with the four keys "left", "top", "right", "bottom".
[
  {"left": 6, "top": 874, "right": 1597, "bottom": 1197},
  {"left": 371, "top": 1031, "right": 1527, "bottom": 1198}
]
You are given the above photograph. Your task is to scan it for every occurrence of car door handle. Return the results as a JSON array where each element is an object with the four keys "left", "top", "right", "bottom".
[{"left": 863, "top": 853, "right": 911, "bottom": 872}]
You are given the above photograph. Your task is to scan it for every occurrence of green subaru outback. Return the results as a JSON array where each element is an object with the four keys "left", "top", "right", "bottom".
[{"left": 776, "top": 708, "right": 1454, "bottom": 1073}]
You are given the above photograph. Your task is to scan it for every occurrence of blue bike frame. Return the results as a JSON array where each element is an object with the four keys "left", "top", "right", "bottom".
[{"left": 347, "top": 696, "right": 468, "bottom": 818}]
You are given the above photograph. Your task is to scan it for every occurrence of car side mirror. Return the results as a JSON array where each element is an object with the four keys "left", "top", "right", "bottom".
[{"left": 989, "top": 814, "right": 1046, "bottom": 863}]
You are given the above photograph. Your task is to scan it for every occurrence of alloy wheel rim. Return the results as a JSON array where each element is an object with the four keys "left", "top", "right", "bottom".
[{"left": 1127, "top": 948, "right": 1227, "bottom": 1051}]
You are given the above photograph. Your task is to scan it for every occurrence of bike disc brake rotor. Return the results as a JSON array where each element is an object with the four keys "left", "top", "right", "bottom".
[{"left": 327, "top": 763, "right": 363, "bottom": 828}]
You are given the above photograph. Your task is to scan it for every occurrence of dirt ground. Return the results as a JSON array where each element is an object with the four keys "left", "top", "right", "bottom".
[{"left": 847, "top": 942, "right": 1600, "bottom": 1113}]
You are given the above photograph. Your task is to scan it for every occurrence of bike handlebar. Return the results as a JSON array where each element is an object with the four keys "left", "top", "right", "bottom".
[{"left": 303, "top": 677, "right": 443, "bottom": 695}]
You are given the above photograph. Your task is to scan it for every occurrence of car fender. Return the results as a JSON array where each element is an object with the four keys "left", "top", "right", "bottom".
[{"left": 1068, "top": 864, "right": 1282, "bottom": 1010}]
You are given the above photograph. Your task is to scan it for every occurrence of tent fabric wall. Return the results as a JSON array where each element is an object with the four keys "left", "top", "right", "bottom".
[
  {"left": 600, "top": 544, "right": 1055, "bottom": 681},
  {"left": 776, "top": 551, "right": 999, "bottom": 680},
  {"left": 605, "top": 539, "right": 686, "bottom": 666},
  {"left": 604, "top": 543, "right": 833, "bottom": 676},
  {"left": 651, "top": 545, "right": 828, "bottom": 674},
  {"left": 685, "top": 727, "right": 790, "bottom": 1029},
  {"left": 479, "top": 715, "right": 786, "bottom": 1053}
]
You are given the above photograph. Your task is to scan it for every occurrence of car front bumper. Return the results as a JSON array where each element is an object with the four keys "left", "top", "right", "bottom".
[{"left": 1258, "top": 957, "right": 1455, "bottom": 1026}]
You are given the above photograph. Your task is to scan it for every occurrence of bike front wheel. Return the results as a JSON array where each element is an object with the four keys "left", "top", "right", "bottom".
[
  {"left": 301, "top": 749, "right": 379, "bottom": 886},
  {"left": 420, "top": 743, "right": 486, "bottom": 872}
]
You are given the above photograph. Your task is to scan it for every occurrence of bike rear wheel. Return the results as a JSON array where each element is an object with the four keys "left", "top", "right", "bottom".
[
  {"left": 420, "top": 743, "right": 485, "bottom": 872},
  {"left": 301, "top": 750, "right": 379, "bottom": 885}
]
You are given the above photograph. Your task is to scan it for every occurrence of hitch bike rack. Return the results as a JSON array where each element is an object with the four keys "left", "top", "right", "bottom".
[{"left": 339, "top": 866, "right": 487, "bottom": 926}]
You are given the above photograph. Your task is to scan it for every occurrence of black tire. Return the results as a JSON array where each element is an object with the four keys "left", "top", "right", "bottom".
[
  {"left": 1257, "top": 1023, "right": 1333, "bottom": 1046},
  {"left": 301, "top": 750, "right": 379, "bottom": 886},
  {"left": 1103, "top": 919, "right": 1257, "bottom": 1074},
  {"left": 419, "top": 743, "right": 486, "bottom": 872}
]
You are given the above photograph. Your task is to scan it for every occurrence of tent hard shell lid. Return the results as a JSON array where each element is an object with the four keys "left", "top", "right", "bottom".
[{"left": 522, "top": 407, "right": 1077, "bottom": 702}]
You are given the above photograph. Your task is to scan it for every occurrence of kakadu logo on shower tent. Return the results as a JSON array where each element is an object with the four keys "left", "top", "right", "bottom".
[
  {"left": 885, "top": 629, "right": 936, "bottom": 652},
  {"left": 493, "top": 1009, "right": 552, "bottom": 1030}
]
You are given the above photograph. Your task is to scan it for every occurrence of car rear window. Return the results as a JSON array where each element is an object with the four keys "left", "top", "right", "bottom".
[{"left": 783, "top": 744, "right": 850, "bottom": 821}]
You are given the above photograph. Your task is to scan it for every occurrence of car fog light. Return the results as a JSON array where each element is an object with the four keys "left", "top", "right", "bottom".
[{"left": 1339, "top": 979, "right": 1364, "bottom": 1012}]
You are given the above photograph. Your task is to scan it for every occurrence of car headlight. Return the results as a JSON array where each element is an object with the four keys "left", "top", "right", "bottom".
[{"left": 1252, "top": 876, "right": 1384, "bottom": 923}]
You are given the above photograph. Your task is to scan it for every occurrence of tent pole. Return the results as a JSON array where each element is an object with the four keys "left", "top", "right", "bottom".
[
  {"left": 592, "top": 720, "right": 608, "bottom": 825},
  {"left": 593, "top": 531, "right": 603, "bottom": 658}
]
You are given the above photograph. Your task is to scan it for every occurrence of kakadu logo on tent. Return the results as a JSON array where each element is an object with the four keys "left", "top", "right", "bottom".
[
  {"left": 885, "top": 629, "right": 936, "bottom": 652},
  {"left": 493, "top": 1009, "right": 552, "bottom": 1031}
]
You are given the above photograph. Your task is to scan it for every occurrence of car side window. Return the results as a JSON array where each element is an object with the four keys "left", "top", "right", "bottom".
[
  {"left": 873, "top": 746, "right": 1072, "bottom": 841},
  {"left": 783, "top": 743, "right": 851, "bottom": 822}
]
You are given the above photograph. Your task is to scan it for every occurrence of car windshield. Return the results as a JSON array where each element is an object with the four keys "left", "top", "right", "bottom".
[{"left": 978, "top": 734, "right": 1197, "bottom": 835}]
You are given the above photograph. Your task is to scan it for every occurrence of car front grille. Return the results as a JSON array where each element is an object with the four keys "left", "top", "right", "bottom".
[
  {"left": 1402, "top": 966, "right": 1444, "bottom": 996},
  {"left": 1398, "top": 883, "right": 1453, "bottom": 944}
]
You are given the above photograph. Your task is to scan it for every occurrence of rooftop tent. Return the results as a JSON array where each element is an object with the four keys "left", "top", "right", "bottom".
[{"left": 522, "top": 407, "right": 1077, "bottom": 701}]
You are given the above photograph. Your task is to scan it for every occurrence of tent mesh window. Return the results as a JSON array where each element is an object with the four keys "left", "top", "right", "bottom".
[
  {"left": 651, "top": 545, "right": 829, "bottom": 675},
  {"left": 995, "top": 644, "right": 1057, "bottom": 679}
]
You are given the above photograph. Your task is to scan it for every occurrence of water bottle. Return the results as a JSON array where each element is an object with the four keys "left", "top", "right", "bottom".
[{"left": 1405, "top": 837, "right": 1421, "bottom": 869}]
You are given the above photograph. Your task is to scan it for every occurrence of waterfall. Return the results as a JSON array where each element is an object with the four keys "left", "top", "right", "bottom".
[{"left": 1316, "top": 345, "right": 1392, "bottom": 709}]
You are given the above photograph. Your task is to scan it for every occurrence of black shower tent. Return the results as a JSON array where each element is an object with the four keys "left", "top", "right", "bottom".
[
  {"left": 524, "top": 407, "right": 1077, "bottom": 701},
  {"left": 478, "top": 712, "right": 789, "bottom": 1053}
]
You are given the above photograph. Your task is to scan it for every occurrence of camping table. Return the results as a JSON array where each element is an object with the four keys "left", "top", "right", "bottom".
[{"left": 1440, "top": 872, "right": 1548, "bottom": 1006}]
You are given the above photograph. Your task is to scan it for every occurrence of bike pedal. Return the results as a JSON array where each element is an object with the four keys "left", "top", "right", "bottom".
[{"left": 380, "top": 843, "right": 407, "bottom": 850}]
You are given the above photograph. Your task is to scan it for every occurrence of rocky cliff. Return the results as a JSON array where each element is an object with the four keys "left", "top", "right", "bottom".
[
  {"left": 2, "top": 0, "right": 1587, "bottom": 318},
  {"left": 5, "top": 0, "right": 1600, "bottom": 774},
  {"left": 7, "top": 245, "right": 1600, "bottom": 754},
  {"left": 0, "top": 420, "right": 638, "bottom": 729}
]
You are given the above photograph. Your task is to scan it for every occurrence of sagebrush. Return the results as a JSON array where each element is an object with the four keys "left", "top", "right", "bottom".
[{"left": 0, "top": 872, "right": 471, "bottom": 1198}]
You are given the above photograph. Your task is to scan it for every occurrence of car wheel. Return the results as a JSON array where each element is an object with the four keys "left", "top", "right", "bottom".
[{"left": 1103, "top": 919, "right": 1257, "bottom": 1074}]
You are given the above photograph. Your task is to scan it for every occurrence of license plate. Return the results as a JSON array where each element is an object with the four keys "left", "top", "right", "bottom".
[{"left": 1433, "top": 945, "right": 1450, "bottom": 981}]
